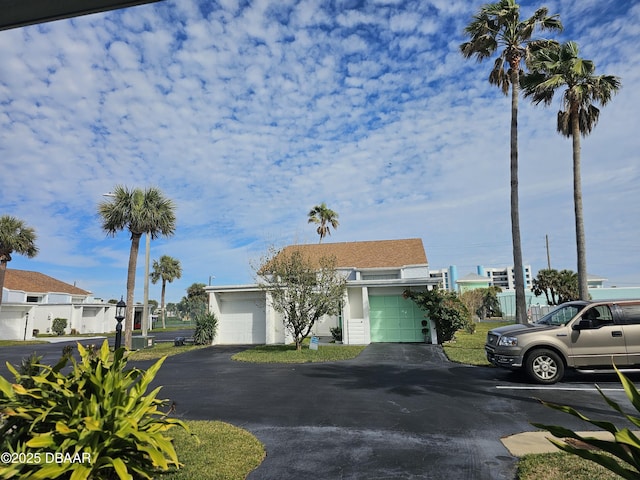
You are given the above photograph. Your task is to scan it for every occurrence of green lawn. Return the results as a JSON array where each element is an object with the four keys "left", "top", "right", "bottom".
[
  {"left": 0, "top": 340, "right": 48, "bottom": 347},
  {"left": 516, "top": 452, "right": 622, "bottom": 480},
  {"left": 231, "top": 343, "right": 366, "bottom": 363},
  {"left": 127, "top": 342, "right": 211, "bottom": 361},
  {"left": 161, "top": 420, "right": 265, "bottom": 480},
  {"left": 442, "top": 320, "right": 509, "bottom": 365}
]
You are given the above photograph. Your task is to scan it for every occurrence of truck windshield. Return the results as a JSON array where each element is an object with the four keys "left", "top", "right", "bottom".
[{"left": 535, "top": 304, "right": 582, "bottom": 326}]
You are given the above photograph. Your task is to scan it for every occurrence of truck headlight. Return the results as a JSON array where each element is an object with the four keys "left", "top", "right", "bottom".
[{"left": 498, "top": 336, "right": 518, "bottom": 347}]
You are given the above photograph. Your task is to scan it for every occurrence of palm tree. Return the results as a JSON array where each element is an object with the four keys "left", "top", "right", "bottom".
[
  {"left": 307, "top": 203, "right": 339, "bottom": 243},
  {"left": 0, "top": 215, "right": 38, "bottom": 308},
  {"left": 150, "top": 255, "right": 182, "bottom": 328},
  {"left": 460, "top": 0, "right": 562, "bottom": 324},
  {"left": 522, "top": 41, "right": 621, "bottom": 300},
  {"left": 98, "top": 186, "right": 176, "bottom": 349}
]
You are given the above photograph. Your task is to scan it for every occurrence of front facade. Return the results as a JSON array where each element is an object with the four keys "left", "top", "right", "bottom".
[
  {"left": 0, "top": 269, "right": 117, "bottom": 340},
  {"left": 207, "top": 239, "right": 440, "bottom": 345}
]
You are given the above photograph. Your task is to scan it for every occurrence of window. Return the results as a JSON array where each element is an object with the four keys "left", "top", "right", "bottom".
[
  {"left": 537, "top": 304, "right": 581, "bottom": 326},
  {"left": 619, "top": 305, "right": 640, "bottom": 325},
  {"left": 26, "top": 295, "right": 41, "bottom": 303},
  {"left": 361, "top": 272, "right": 400, "bottom": 280}
]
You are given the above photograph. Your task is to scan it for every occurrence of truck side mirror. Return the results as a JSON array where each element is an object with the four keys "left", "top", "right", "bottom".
[{"left": 573, "top": 318, "right": 594, "bottom": 331}]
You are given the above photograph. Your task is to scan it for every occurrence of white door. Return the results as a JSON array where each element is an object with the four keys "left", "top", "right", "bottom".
[{"left": 218, "top": 297, "right": 266, "bottom": 344}]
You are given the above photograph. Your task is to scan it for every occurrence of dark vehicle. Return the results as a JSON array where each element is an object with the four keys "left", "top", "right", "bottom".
[{"left": 485, "top": 299, "right": 640, "bottom": 384}]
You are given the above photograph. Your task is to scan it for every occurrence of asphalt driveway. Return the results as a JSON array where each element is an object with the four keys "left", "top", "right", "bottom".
[
  {"left": 0, "top": 340, "right": 633, "bottom": 479},
  {"left": 145, "top": 343, "right": 633, "bottom": 480}
]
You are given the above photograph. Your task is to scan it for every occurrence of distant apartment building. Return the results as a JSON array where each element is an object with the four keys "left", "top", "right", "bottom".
[{"left": 429, "top": 265, "right": 533, "bottom": 292}]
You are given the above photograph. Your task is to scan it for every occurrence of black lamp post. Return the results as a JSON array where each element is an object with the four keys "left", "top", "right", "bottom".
[{"left": 115, "top": 297, "right": 126, "bottom": 350}]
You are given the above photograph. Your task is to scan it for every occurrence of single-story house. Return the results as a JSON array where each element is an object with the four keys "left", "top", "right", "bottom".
[
  {"left": 207, "top": 239, "right": 441, "bottom": 345},
  {"left": 0, "top": 269, "right": 117, "bottom": 340}
]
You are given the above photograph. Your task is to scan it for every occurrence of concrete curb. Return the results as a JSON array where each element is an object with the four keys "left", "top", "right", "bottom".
[
  {"left": 41, "top": 336, "right": 107, "bottom": 344},
  {"left": 502, "top": 430, "right": 637, "bottom": 457}
]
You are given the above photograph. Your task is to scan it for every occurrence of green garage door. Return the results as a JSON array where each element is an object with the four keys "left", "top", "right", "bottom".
[{"left": 369, "top": 295, "right": 428, "bottom": 342}]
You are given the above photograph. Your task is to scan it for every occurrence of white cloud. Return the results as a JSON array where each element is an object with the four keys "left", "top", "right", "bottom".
[{"left": 1, "top": 0, "right": 638, "bottom": 303}]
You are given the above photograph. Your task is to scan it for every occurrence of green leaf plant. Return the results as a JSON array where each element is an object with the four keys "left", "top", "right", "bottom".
[
  {"left": 533, "top": 366, "right": 640, "bottom": 479},
  {"left": 0, "top": 340, "right": 192, "bottom": 479}
]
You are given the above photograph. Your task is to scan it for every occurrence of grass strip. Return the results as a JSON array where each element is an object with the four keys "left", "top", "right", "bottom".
[
  {"left": 232, "top": 344, "right": 366, "bottom": 363},
  {"left": 127, "top": 342, "right": 212, "bottom": 361},
  {"left": 442, "top": 320, "right": 510, "bottom": 366},
  {"left": 517, "top": 452, "right": 622, "bottom": 480},
  {"left": 161, "top": 420, "right": 265, "bottom": 480}
]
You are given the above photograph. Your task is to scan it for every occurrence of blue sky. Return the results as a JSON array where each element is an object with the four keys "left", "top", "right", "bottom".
[{"left": 1, "top": 0, "right": 638, "bottom": 304}]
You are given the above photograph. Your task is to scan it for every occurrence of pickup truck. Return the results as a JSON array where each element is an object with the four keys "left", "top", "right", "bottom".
[{"left": 485, "top": 299, "right": 640, "bottom": 384}]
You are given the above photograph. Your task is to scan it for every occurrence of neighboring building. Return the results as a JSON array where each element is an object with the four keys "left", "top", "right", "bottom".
[
  {"left": 587, "top": 274, "right": 607, "bottom": 289},
  {"left": 430, "top": 264, "right": 533, "bottom": 292},
  {"left": 207, "top": 239, "right": 441, "bottom": 345},
  {"left": 456, "top": 273, "right": 491, "bottom": 293},
  {"left": 0, "top": 269, "right": 116, "bottom": 340}
]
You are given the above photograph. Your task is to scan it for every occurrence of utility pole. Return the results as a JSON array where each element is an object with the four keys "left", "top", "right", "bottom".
[{"left": 545, "top": 235, "right": 551, "bottom": 270}]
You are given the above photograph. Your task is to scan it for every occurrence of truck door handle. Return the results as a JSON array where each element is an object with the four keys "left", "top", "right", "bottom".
[{"left": 612, "top": 331, "right": 623, "bottom": 337}]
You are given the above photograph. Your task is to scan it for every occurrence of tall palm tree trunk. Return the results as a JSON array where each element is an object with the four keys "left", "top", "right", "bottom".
[
  {"left": 510, "top": 69, "right": 527, "bottom": 324},
  {"left": 510, "top": 70, "right": 527, "bottom": 324},
  {"left": 0, "top": 261, "right": 7, "bottom": 309},
  {"left": 125, "top": 233, "right": 142, "bottom": 350},
  {"left": 572, "top": 110, "right": 589, "bottom": 299},
  {"left": 161, "top": 280, "right": 167, "bottom": 329}
]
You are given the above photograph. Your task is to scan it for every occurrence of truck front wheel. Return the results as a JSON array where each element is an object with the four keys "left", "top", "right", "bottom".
[{"left": 525, "top": 349, "right": 564, "bottom": 384}]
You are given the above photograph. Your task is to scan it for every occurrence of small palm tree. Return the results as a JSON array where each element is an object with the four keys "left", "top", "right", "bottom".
[
  {"left": 0, "top": 215, "right": 38, "bottom": 308},
  {"left": 98, "top": 186, "right": 176, "bottom": 349},
  {"left": 460, "top": 0, "right": 562, "bottom": 323},
  {"left": 151, "top": 255, "right": 182, "bottom": 328},
  {"left": 522, "top": 41, "right": 621, "bottom": 300},
  {"left": 307, "top": 203, "right": 339, "bottom": 243}
]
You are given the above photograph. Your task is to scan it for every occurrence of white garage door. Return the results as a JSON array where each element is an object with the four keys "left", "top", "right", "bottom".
[{"left": 218, "top": 297, "right": 266, "bottom": 344}]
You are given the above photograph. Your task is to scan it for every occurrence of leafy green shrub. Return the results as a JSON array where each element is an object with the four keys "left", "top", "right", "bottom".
[
  {"left": 193, "top": 312, "right": 218, "bottom": 345},
  {"left": 0, "top": 340, "right": 191, "bottom": 479},
  {"left": 533, "top": 366, "right": 640, "bottom": 479},
  {"left": 51, "top": 317, "right": 67, "bottom": 336},
  {"left": 403, "top": 286, "right": 471, "bottom": 343},
  {"left": 330, "top": 326, "right": 342, "bottom": 342}
]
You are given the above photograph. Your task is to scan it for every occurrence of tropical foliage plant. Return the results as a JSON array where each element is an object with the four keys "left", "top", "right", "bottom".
[
  {"left": 98, "top": 185, "right": 176, "bottom": 349},
  {"left": 404, "top": 287, "right": 472, "bottom": 343},
  {"left": 460, "top": 0, "right": 562, "bottom": 323},
  {"left": 0, "top": 215, "right": 38, "bottom": 308},
  {"left": 0, "top": 340, "right": 190, "bottom": 480},
  {"left": 522, "top": 40, "right": 621, "bottom": 300},
  {"left": 532, "top": 268, "right": 579, "bottom": 305},
  {"left": 533, "top": 367, "right": 640, "bottom": 479},
  {"left": 194, "top": 312, "right": 218, "bottom": 345}
]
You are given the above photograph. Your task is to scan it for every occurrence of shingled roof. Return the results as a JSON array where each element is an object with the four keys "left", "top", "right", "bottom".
[
  {"left": 279, "top": 239, "right": 427, "bottom": 269},
  {"left": 3, "top": 269, "right": 91, "bottom": 296}
]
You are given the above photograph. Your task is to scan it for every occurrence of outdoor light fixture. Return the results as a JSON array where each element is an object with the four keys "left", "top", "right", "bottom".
[{"left": 115, "top": 296, "right": 126, "bottom": 349}]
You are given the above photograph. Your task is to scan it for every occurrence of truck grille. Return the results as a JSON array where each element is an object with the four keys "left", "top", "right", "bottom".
[{"left": 486, "top": 332, "right": 499, "bottom": 347}]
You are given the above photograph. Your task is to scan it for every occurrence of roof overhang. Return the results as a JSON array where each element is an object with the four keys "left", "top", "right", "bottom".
[
  {"left": 0, "top": 0, "right": 164, "bottom": 31},
  {"left": 347, "top": 278, "right": 441, "bottom": 289}
]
